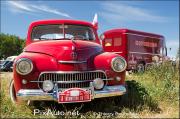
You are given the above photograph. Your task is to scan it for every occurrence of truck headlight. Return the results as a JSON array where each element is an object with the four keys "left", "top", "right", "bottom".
[
  {"left": 111, "top": 57, "right": 127, "bottom": 72},
  {"left": 16, "top": 58, "right": 33, "bottom": 75},
  {"left": 42, "top": 80, "right": 54, "bottom": 92},
  {"left": 93, "top": 78, "right": 104, "bottom": 90}
]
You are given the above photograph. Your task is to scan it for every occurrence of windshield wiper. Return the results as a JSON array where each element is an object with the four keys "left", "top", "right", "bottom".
[
  {"left": 38, "top": 38, "right": 71, "bottom": 40},
  {"left": 39, "top": 37, "right": 50, "bottom": 40},
  {"left": 53, "top": 38, "right": 71, "bottom": 40}
]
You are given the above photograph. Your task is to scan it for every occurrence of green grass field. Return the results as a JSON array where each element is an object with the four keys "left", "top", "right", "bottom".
[{"left": 0, "top": 62, "right": 179, "bottom": 118}]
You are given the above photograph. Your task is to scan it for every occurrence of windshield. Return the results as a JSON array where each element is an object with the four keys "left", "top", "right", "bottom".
[{"left": 31, "top": 24, "right": 95, "bottom": 41}]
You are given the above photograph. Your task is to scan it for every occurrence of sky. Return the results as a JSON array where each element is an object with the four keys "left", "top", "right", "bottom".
[{"left": 0, "top": 0, "right": 179, "bottom": 58}]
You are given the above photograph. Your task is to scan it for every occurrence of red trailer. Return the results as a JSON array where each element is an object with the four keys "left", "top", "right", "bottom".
[{"left": 101, "top": 29, "right": 167, "bottom": 72}]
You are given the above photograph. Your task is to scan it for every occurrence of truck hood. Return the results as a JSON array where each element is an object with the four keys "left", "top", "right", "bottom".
[{"left": 24, "top": 40, "right": 103, "bottom": 61}]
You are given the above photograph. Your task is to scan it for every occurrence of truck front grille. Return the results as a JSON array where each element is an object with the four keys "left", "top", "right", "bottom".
[{"left": 38, "top": 71, "right": 106, "bottom": 89}]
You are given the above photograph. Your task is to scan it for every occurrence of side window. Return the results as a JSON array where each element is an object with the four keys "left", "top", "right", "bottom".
[
  {"left": 114, "top": 37, "right": 122, "bottom": 46},
  {"left": 104, "top": 39, "right": 112, "bottom": 47}
]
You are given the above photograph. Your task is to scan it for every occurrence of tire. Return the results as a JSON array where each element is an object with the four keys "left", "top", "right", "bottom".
[
  {"left": 9, "top": 79, "right": 32, "bottom": 105},
  {"left": 137, "top": 63, "right": 145, "bottom": 73},
  {"left": 9, "top": 79, "right": 17, "bottom": 103}
]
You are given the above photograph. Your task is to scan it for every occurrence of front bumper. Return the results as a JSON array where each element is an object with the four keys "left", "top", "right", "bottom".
[{"left": 17, "top": 85, "right": 126, "bottom": 102}]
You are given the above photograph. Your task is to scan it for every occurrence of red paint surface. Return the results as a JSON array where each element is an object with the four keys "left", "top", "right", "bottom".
[{"left": 13, "top": 20, "right": 126, "bottom": 93}]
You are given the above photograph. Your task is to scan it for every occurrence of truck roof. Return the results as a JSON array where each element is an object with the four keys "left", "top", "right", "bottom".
[
  {"left": 29, "top": 19, "right": 94, "bottom": 28},
  {"left": 103, "top": 28, "right": 164, "bottom": 38}
]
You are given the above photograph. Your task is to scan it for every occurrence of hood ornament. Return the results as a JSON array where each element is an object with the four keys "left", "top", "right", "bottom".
[
  {"left": 71, "top": 52, "right": 78, "bottom": 60},
  {"left": 71, "top": 37, "right": 77, "bottom": 60},
  {"left": 72, "top": 45, "right": 75, "bottom": 51}
]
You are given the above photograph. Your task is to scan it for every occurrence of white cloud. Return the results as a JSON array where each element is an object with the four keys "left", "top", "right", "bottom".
[
  {"left": 31, "top": 5, "right": 71, "bottom": 18},
  {"left": 8, "top": 1, "right": 34, "bottom": 13},
  {"left": 7, "top": 1, "right": 72, "bottom": 18},
  {"left": 100, "top": 2, "right": 168, "bottom": 23},
  {"left": 166, "top": 40, "right": 179, "bottom": 58},
  {"left": 166, "top": 40, "right": 179, "bottom": 47}
]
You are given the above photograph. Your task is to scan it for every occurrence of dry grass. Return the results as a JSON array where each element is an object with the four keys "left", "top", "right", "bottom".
[{"left": 0, "top": 62, "right": 179, "bottom": 118}]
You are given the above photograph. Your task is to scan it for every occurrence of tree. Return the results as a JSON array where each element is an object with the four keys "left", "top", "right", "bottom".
[{"left": 0, "top": 33, "right": 25, "bottom": 59}]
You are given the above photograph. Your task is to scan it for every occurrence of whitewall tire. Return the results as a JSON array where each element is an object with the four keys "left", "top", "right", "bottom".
[{"left": 9, "top": 79, "right": 17, "bottom": 103}]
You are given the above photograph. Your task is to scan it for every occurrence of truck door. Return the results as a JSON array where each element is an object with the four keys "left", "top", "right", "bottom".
[{"left": 103, "top": 37, "right": 113, "bottom": 52}]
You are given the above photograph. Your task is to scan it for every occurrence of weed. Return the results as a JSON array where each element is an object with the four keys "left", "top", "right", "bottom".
[{"left": 0, "top": 62, "right": 179, "bottom": 118}]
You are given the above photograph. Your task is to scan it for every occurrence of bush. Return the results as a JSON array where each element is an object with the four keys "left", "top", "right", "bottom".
[{"left": 0, "top": 33, "right": 25, "bottom": 59}]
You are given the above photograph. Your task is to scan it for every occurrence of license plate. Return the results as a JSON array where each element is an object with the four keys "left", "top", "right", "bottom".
[{"left": 58, "top": 88, "right": 91, "bottom": 103}]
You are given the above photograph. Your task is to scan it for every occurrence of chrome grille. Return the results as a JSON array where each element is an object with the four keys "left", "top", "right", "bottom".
[{"left": 38, "top": 71, "right": 106, "bottom": 89}]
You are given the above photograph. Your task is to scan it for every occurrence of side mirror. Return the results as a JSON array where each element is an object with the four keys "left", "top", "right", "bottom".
[{"left": 99, "top": 34, "right": 105, "bottom": 41}]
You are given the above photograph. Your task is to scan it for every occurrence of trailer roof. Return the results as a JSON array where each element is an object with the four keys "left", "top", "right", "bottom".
[{"left": 103, "top": 28, "right": 164, "bottom": 38}]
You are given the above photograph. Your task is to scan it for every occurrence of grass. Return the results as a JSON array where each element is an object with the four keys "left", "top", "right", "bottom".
[
  {"left": 0, "top": 62, "right": 179, "bottom": 118},
  {"left": 127, "top": 62, "right": 179, "bottom": 118}
]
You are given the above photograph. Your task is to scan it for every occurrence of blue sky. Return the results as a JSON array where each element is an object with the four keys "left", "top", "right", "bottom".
[{"left": 1, "top": 0, "right": 179, "bottom": 58}]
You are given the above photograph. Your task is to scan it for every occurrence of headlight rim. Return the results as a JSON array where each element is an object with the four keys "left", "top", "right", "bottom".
[
  {"left": 111, "top": 56, "right": 127, "bottom": 72},
  {"left": 16, "top": 58, "right": 33, "bottom": 75}
]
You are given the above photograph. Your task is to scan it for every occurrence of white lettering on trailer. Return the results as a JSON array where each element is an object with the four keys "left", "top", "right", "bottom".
[{"left": 135, "top": 41, "right": 158, "bottom": 47}]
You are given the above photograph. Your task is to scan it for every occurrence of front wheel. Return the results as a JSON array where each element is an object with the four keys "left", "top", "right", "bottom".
[
  {"left": 9, "top": 79, "right": 32, "bottom": 105},
  {"left": 9, "top": 79, "right": 17, "bottom": 103}
]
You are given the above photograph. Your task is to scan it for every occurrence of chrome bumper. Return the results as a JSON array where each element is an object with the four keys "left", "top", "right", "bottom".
[
  {"left": 93, "top": 85, "right": 126, "bottom": 98},
  {"left": 17, "top": 85, "right": 126, "bottom": 101}
]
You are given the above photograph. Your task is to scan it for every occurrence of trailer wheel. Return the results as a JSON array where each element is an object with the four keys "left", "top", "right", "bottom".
[
  {"left": 137, "top": 63, "right": 145, "bottom": 73},
  {"left": 9, "top": 79, "right": 17, "bottom": 103}
]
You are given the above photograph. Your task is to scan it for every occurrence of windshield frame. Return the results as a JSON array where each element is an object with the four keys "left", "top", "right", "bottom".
[{"left": 30, "top": 24, "right": 96, "bottom": 41}]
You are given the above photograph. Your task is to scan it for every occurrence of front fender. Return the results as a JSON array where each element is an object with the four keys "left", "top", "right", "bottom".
[
  {"left": 13, "top": 52, "right": 58, "bottom": 92},
  {"left": 94, "top": 52, "right": 126, "bottom": 85},
  {"left": 94, "top": 52, "right": 119, "bottom": 71}
]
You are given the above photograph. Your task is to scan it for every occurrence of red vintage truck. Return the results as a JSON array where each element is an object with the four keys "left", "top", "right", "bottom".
[
  {"left": 10, "top": 19, "right": 127, "bottom": 104},
  {"left": 101, "top": 29, "right": 167, "bottom": 72}
]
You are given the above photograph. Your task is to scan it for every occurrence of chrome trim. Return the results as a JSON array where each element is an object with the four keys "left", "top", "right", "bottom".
[
  {"left": 111, "top": 56, "right": 127, "bottom": 72},
  {"left": 129, "top": 51, "right": 161, "bottom": 55},
  {"left": 38, "top": 70, "right": 107, "bottom": 75},
  {"left": 15, "top": 58, "right": 33, "bottom": 75},
  {"left": 58, "top": 60, "right": 87, "bottom": 64},
  {"left": 16, "top": 85, "right": 126, "bottom": 101},
  {"left": 16, "top": 89, "right": 54, "bottom": 100},
  {"left": 30, "top": 78, "right": 113, "bottom": 83},
  {"left": 111, "top": 52, "right": 123, "bottom": 54},
  {"left": 38, "top": 70, "right": 107, "bottom": 81},
  {"left": 123, "top": 33, "right": 164, "bottom": 39},
  {"left": 37, "top": 70, "right": 107, "bottom": 89},
  {"left": 94, "top": 85, "right": 126, "bottom": 98}
]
